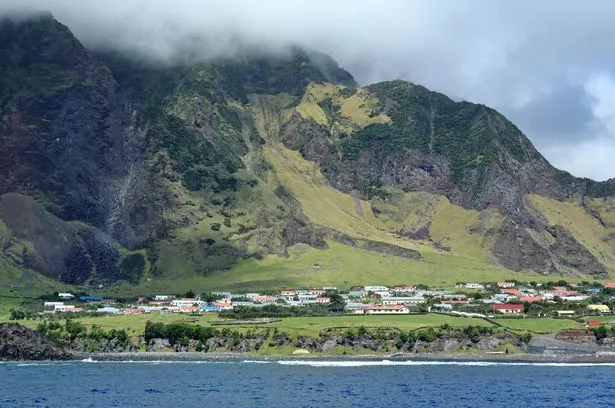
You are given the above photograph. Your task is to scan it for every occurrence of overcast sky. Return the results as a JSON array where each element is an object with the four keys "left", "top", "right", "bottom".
[{"left": 3, "top": 0, "right": 615, "bottom": 180}]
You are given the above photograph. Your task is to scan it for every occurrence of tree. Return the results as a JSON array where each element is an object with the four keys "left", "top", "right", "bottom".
[
  {"left": 9, "top": 309, "right": 26, "bottom": 320},
  {"left": 185, "top": 289, "right": 196, "bottom": 298},
  {"left": 593, "top": 325, "right": 608, "bottom": 341},
  {"left": 328, "top": 293, "right": 345, "bottom": 313},
  {"left": 201, "top": 293, "right": 223, "bottom": 303}
]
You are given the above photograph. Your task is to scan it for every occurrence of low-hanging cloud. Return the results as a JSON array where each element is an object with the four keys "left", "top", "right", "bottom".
[{"left": 2, "top": 0, "right": 615, "bottom": 180}]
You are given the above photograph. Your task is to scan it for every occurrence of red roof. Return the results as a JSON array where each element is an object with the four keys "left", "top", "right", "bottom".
[
  {"left": 491, "top": 304, "right": 524, "bottom": 311},
  {"left": 604, "top": 282, "right": 615, "bottom": 289},
  {"left": 501, "top": 289, "right": 523, "bottom": 296},
  {"left": 587, "top": 320, "right": 602, "bottom": 328},
  {"left": 520, "top": 296, "right": 543, "bottom": 303}
]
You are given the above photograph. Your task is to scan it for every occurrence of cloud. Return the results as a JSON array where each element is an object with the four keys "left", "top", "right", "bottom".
[{"left": 2, "top": 0, "right": 615, "bottom": 180}]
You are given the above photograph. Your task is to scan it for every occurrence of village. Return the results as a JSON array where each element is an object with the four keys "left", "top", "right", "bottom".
[{"left": 38, "top": 280, "right": 615, "bottom": 322}]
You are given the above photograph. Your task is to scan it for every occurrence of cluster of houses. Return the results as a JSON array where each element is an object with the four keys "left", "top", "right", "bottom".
[{"left": 41, "top": 281, "right": 615, "bottom": 318}]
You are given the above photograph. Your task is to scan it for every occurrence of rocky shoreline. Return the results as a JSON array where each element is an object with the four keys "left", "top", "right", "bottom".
[
  {"left": 4, "top": 322, "right": 615, "bottom": 364},
  {"left": 68, "top": 351, "right": 615, "bottom": 364}
]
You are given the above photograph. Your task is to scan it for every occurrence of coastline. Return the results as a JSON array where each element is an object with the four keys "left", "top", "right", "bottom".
[{"left": 73, "top": 351, "right": 615, "bottom": 364}]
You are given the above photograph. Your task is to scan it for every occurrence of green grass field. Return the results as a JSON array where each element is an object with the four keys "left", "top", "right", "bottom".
[
  {"left": 2, "top": 313, "right": 495, "bottom": 337},
  {"left": 493, "top": 318, "right": 582, "bottom": 333}
]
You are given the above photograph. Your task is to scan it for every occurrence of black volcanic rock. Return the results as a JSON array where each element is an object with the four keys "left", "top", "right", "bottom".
[{"left": 0, "top": 323, "right": 72, "bottom": 360}]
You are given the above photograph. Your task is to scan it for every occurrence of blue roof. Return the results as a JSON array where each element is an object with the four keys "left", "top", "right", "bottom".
[
  {"left": 79, "top": 295, "right": 103, "bottom": 301},
  {"left": 200, "top": 305, "right": 222, "bottom": 311}
]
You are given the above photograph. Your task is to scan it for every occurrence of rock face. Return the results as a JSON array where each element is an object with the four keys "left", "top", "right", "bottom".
[
  {"left": 1, "top": 13, "right": 615, "bottom": 285},
  {"left": 0, "top": 323, "right": 72, "bottom": 360}
]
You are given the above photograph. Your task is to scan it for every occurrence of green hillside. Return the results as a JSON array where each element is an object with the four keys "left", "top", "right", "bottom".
[{"left": 1, "top": 14, "right": 615, "bottom": 297}]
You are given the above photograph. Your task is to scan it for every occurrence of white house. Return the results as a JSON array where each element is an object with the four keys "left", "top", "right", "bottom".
[
  {"left": 298, "top": 293, "right": 317, "bottom": 301},
  {"left": 171, "top": 298, "right": 205, "bottom": 307},
  {"left": 355, "top": 305, "right": 410, "bottom": 315},
  {"left": 58, "top": 293, "right": 74, "bottom": 299},
  {"left": 392, "top": 285, "right": 416, "bottom": 293},
  {"left": 97, "top": 307, "right": 121, "bottom": 314},
  {"left": 381, "top": 296, "right": 425, "bottom": 305},
  {"left": 465, "top": 283, "right": 484, "bottom": 290},
  {"left": 154, "top": 295, "right": 173, "bottom": 301},
  {"left": 44, "top": 301, "right": 64, "bottom": 308},
  {"left": 364, "top": 285, "right": 389, "bottom": 292}
]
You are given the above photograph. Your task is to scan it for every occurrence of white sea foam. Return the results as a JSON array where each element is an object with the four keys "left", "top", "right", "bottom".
[{"left": 276, "top": 360, "right": 615, "bottom": 367}]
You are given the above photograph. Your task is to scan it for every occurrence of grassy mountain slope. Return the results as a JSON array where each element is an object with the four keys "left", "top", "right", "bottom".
[{"left": 1, "top": 14, "right": 615, "bottom": 295}]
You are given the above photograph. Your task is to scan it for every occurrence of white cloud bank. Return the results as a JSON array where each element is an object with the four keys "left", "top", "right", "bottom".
[{"left": 2, "top": 0, "right": 615, "bottom": 180}]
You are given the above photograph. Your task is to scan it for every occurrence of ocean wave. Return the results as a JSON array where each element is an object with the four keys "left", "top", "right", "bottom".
[{"left": 276, "top": 360, "right": 615, "bottom": 367}]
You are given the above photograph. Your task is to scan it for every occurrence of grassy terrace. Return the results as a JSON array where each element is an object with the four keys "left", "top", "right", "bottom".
[
  {"left": 493, "top": 318, "right": 583, "bottom": 334},
  {"left": 0, "top": 313, "right": 588, "bottom": 338}
]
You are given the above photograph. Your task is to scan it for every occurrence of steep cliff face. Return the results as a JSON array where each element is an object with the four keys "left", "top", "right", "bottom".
[{"left": 1, "top": 14, "right": 615, "bottom": 288}]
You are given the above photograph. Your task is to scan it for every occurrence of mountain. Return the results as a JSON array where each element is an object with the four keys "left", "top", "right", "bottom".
[{"left": 1, "top": 14, "right": 615, "bottom": 293}]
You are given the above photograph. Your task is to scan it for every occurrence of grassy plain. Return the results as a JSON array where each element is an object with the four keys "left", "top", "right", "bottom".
[{"left": 493, "top": 318, "right": 582, "bottom": 334}]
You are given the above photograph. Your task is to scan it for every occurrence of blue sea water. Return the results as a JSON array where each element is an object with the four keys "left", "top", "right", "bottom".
[{"left": 1, "top": 360, "right": 615, "bottom": 407}]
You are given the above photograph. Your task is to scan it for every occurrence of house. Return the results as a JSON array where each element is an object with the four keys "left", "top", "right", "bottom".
[
  {"left": 441, "top": 300, "right": 470, "bottom": 305},
  {"left": 491, "top": 304, "right": 524, "bottom": 314},
  {"left": 279, "top": 290, "right": 297, "bottom": 301},
  {"left": 586, "top": 320, "right": 602, "bottom": 328},
  {"left": 79, "top": 295, "right": 103, "bottom": 302},
  {"left": 101, "top": 299, "right": 116, "bottom": 305},
  {"left": 154, "top": 295, "right": 173, "bottom": 301},
  {"left": 57, "top": 305, "right": 82, "bottom": 313},
  {"left": 392, "top": 285, "right": 415, "bottom": 293},
  {"left": 171, "top": 298, "right": 204, "bottom": 307},
  {"left": 97, "top": 307, "right": 120, "bottom": 314},
  {"left": 587, "top": 304, "right": 611, "bottom": 314},
  {"left": 316, "top": 297, "right": 331, "bottom": 304},
  {"left": 121, "top": 307, "right": 144, "bottom": 315},
  {"left": 44, "top": 301, "right": 64, "bottom": 309},
  {"left": 200, "top": 305, "right": 222, "bottom": 312},
  {"left": 465, "top": 283, "right": 484, "bottom": 290},
  {"left": 345, "top": 302, "right": 371, "bottom": 310},
  {"left": 253, "top": 296, "right": 276, "bottom": 304},
  {"left": 214, "top": 301, "right": 233, "bottom": 310},
  {"left": 432, "top": 304, "right": 453, "bottom": 310},
  {"left": 604, "top": 282, "right": 615, "bottom": 289},
  {"left": 363, "top": 285, "right": 388, "bottom": 292},
  {"left": 179, "top": 306, "right": 200, "bottom": 313},
  {"left": 355, "top": 305, "right": 410, "bottom": 315},
  {"left": 556, "top": 310, "right": 575, "bottom": 317},
  {"left": 298, "top": 293, "right": 317, "bottom": 301},
  {"left": 501, "top": 289, "right": 523, "bottom": 297},
  {"left": 141, "top": 306, "right": 164, "bottom": 314},
  {"left": 497, "top": 282, "right": 515, "bottom": 288},
  {"left": 308, "top": 289, "right": 327, "bottom": 296},
  {"left": 58, "top": 293, "right": 75, "bottom": 299},
  {"left": 520, "top": 296, "right": 543, "bottom": 303},
  {"left": 381, "top": 296, "right": 425, "bottom": 305},
  {"left": 441, "top": 294, "right": 468, "bottom": 300},
  {"left": 348, "top": 290, "right": 366, "bottom": 298},
  {"left": 560, "top": 295, "right": 589, "bottom": 302}
]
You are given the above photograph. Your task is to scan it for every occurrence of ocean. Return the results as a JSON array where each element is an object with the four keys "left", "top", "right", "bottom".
[{"left": 1, "top": 360, "right": 614, "bottom": 407}]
